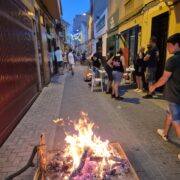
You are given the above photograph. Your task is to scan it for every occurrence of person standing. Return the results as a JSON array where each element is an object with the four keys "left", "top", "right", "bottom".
[
  {"left": 112, "top": 48, "right": 126, "bottom": 100},
  {"left": 134, "top": 48, "right": 145, "bottom": 92},
  {"left": 68, "top": 48, "right": 75, "bottom": 75},
  {"left": 105, "top": 52, "right": 114, "bottom": 94},
  {"left": 143, "top": 36, "right": 159, "bottom": 98},
  {"left": 55, "top": 47, "right": 64, "bottom": 75},
  {"left": 149, "top": 33, "right": 180, "bottom": 158},
  {"left": 62, "top": 52, "right": 68, "bottom": 70}
]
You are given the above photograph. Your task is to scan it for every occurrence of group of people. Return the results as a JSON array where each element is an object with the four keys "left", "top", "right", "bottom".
[
  {"left": 90, "top": 48, "right": 126, "bottom": 100},
  {"left": 134, "top": 33, "right": 180, "bottom": 158},
  {"left": 134, "top": 36, "right": 159, "bottom": 98},
  {"left": 149, "top": 33, "right": 180, "bottom": 159},
  {"left": 90, "top": 33, "right": 180, "bottom": 158},
  {"left": 54, "top": 47, "right": 75, "bottom": 76}
]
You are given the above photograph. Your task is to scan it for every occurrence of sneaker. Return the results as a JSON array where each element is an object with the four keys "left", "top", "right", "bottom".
[
  {"left": 143, "top": 94, "right": 153, "bottom": 99},
  {"left": 134, "top": 88, "right": 139, "bottom": 92},
  {"left": 137, "top": 89, "right": 143, "bottom": 93},
  {"left": 111, "top": 94, "right": 115, "bottom": 98},
  {"left": 115, "top": 96, "right": 124, "bottom": 100},
  {"left": 157, "top": 129, "right": 168, "bottom": 141}
]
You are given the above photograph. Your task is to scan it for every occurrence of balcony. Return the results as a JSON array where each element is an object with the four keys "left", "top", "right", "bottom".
[{"left": 42, "top": 0, "right": 62, "bottom": 19}]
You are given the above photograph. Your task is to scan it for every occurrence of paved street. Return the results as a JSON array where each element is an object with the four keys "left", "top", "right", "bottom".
[
  {"left": 54, "top": 66, "right": 180, "bottom": 180},
  {"left": 0, "top": 75, "right": 66, "bottom": 180},
  {"left": 0, "top": 65, "right": 180, "bottom": 180}
]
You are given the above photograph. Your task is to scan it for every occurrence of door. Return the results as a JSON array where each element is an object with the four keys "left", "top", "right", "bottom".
[
  {"left": 96, "top": 37, "right": 102, "bottom": 54},
  {"left": 151, "top": 12, "right": 169, "bottom": 80}
]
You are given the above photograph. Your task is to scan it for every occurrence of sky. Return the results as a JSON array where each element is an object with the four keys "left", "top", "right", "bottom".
[{"left": 61, "top": 0, "right": 90, "bottom": 33}]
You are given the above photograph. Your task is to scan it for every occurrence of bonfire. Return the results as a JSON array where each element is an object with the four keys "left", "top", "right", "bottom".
[{"left": 48, "top": 112, "right": 135, "bottom": 180}]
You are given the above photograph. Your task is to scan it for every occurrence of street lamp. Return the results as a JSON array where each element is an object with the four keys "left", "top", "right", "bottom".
[{"left": 82, "top": 12, "right": 91, "bottom": 16}]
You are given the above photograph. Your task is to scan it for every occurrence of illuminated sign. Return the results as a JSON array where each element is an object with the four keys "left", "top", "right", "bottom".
[{"left": 71, "top": 32, "right": 82, "bottom": 42}]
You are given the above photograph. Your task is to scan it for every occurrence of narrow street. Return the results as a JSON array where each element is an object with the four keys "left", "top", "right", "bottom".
[
  {"left": 1, "top": 0, "right": 180, "bottom": 180},
  {"left": 1, "top": 65, "right": 180, "bottom": 180},
  {"left": 54, "top": 65, "right": 180, "bottom": 180}
]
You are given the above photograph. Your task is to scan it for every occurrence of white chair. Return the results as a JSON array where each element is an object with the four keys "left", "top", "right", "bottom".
[{"left": 91, "top": 71, "right": 104, "bottom": 92}]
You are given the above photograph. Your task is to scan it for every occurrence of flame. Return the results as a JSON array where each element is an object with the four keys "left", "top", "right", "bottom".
[{"left": 63, "top": 112, "right": 120, "bottom": 177}]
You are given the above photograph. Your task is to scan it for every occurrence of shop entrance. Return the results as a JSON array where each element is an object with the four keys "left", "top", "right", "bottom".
[
  {"left": 96, "top": 38, "right": 102, "bottom": 54},
  {"left": 151, "top": 12, "right": 169, "bottom": 80},
  {"left": 107, "top": 35, "right": 118, "bottom": 55}
]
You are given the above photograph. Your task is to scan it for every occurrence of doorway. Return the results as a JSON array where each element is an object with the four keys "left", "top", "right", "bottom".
[
  {"left": 96, "top": 37, "right": 102, "bottom": 54},
  {"left": 151, "top": 12, "right": 169, "bottom": 81}
]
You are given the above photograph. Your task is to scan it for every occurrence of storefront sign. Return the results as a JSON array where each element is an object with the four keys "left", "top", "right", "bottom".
[
  {"left": 96, "top": 15, "right": 105, "bottom": 33},
  {"left": 108, "top": 10, "right": 119, "bottom": 30}
]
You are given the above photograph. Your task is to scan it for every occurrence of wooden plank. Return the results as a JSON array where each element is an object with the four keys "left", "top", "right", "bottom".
[{"left": 110, "top": 143, "right": 139, "bottom": 180}]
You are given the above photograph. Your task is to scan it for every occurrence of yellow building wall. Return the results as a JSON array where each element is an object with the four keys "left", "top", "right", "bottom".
[
  {"left": 141, "top": 2, "right": 169, "bottom": 49},
  {"left": 118, "top": 0, "right": 180, "bottom": 56},
  {"left": 108, "top": 0, "right": 121, "bottom": 17},
  {"left": 168, "top": 3, "right": 180, "bottom": 35},
  {"left": 124, "top": 0, "right": 144, "bottom": 17}
]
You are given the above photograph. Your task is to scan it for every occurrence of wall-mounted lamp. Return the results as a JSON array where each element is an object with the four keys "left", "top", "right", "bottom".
[{"left": 164, "top": 0, "right": 180, "bottom": 7}]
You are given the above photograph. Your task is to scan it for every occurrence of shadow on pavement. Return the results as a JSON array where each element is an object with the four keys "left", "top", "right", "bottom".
[
  {"left": 122, "top": 98, "right": 140, "bottom": 104},
  {"left": 168, "top": 139, "right": 180, "bottom": 148}
]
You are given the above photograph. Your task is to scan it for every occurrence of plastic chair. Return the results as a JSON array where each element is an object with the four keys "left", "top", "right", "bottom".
[{"left": 91, "top": 71, "right": 103, "bottom": 92}]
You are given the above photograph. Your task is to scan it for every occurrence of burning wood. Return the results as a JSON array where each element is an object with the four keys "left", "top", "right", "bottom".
[{"left": 47, "top": 113, "right": 138, "bottom": 180}]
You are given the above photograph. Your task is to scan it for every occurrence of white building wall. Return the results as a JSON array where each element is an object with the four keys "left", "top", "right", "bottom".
[{"left": 94, "top": 8, "right": 108, "bottom": 56}]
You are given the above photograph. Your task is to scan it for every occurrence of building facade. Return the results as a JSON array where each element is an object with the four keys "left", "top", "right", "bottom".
[
  {"left": 73, "top": 14, "right": 89, "bottom": 52},
  {"left": 94, "top": 8, "right": 108, "bottom": 57},
  {"left": 0, "top": 0, "right": 63, "bottom": 145},
  {"left": 107, "top": 0, "right": 180, "bottom": 76},
  {"left": 89, "top": 0, "right": 108, "bottom": 56},
  {"left": 107, "top": 0, "right": 121, "bottom": 55}
]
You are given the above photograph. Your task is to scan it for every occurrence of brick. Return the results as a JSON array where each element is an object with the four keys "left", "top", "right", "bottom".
[
  {"left": 0, "top": 172, "right": 8, "bottom": 180},
  {"left": 0, "top": 157, "right": 8, "bottom": 163},
  {"left": 2, "top": 166, "right": 18, "bottom": 173}
]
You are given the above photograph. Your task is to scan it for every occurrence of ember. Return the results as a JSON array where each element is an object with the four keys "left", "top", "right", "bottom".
[{"left": 48, "top": 112, "right": 137, "bottom": 180}]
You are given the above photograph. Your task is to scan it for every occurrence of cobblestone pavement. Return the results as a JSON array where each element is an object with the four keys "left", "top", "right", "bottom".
[
  {"left": 54, "top": 66, "right": 180, "bottom": 180},
  {"left": 0, "top": 74, "right": 66, "bottom": 180}
]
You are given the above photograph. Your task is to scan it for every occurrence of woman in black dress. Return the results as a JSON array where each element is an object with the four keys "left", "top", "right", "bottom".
[
  {"left": 105, "top": 52, "right": 114, "bottom": 94},
  {"left": 134, "top": 48, "right": 145, "bottom": 92}
]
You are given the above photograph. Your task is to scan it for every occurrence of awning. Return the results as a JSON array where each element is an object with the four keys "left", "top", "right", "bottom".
[{"left": 42, "top": 0, "right": 62, "bottom": 19}]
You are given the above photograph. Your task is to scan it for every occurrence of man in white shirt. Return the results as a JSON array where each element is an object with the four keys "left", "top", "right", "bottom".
[
  {"left": 55, "top": 47, "right": 64, "bottom": 75},
  {"left": 68, "top": 48, "right": 75, "bottom": 75}
]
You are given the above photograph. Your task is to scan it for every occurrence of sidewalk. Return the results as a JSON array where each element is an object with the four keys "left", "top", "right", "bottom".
[
  {"left": 0, "top": 74, "right": 66, "bottom": 180},
  {"left": 132, "top": 89, "right": 167, "bottom": 110}
]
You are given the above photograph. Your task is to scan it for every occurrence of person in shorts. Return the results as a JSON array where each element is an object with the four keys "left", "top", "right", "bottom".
[
  {"left": 149, "top": 33, "right": 180, "bottom": 158},
  {"left": 105, "top": 51, "right": 114, "bottom": 94},
  {"left": 143, "top": 37, "right": 159, "bottom": 98},
  {"left": 112, "top": 48, "right": 126, "bottom": 100},
  {"left": 68, "top": 48, "right": 75, "bottom": 76}
]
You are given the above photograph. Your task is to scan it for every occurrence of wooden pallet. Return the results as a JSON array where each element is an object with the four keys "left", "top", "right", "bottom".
[
  {"left": 35, "top": 135, "right": 139, "bottom": 180},
  {"left": 110, "top": 143, "right": 139, "bottom": 180}
]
